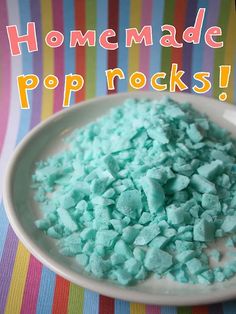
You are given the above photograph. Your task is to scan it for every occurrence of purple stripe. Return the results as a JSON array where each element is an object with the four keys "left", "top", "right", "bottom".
[
  {"left": 140, "top": 0, "right": 152, "bottom": 88},
  {"left": 30, "top": 0, "right": 43, "bottom": 128},
  {"left": 182, "top": 0, "right": 198, "bottom": 91},
  {"left": 146, "top": 304, "right": 160, "bottom": 314},
  {"left": 0, "top": 227, "right": 18, "bottom": 312},
  {"left": 202, "top": 0, "right": 221, "bottom": 96},
  {"left": 209, "top": 303, "right": 223, "bottom": 314}
]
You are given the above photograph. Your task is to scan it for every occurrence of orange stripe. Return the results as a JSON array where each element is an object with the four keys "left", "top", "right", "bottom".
[
  {"left": 52, "top": 276, "right": 70, "bottom": 314},
  {"left": 192, "top": 305, "right": 209, "bottom": 314}
]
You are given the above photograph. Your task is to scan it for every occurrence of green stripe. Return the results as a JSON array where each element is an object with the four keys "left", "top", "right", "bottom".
[
  {"left": 224, "top": 0, "right": 236, "bottom": 103},
  {"left": 161, "top": 0, "right": 175, "bottom": 83},
  {"left": 177, "top": 307, "right": 192, "bottom": 314},
  {"left": 86, "top": 0, "right": 97, "bottom": 99},
  {"left": 213, "top": 0, "right": 231, "bottom": 99},
  {"left": 67, "top": 284, "right": 84, "bottom": 314}
]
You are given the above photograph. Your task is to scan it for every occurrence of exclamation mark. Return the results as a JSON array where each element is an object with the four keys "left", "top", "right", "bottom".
[{"left": 219, "top": 65, "right": 231, "bottom": 101}]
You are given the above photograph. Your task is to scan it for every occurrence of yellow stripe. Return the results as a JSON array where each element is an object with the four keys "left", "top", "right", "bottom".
[
  {"left": 130, "top": 303, "right": 146, "bottom": 314},
  {"left": 128, "top": 0, "right": 142, "bottom": 91},
  {"left": 40, "top": 0, "right": 54, "bottom": 120},
  {"left": 67, "top": 283, "right": 84, "bottom": 314},
  {"left": 224, "top": 1, "right": 235, "bottom": 103},
  {"left": 4, "top": 243, "right": 30, "bottom": 314}
]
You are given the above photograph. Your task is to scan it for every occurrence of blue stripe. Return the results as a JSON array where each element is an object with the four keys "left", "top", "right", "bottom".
[
  {"left": 83, "top": 289, "right": 99, "bottom": 314},
  {"left": 96, "top": 0, "right": 108, "bottom": 96},
  {"left": 117, "top": 0, "right": 130, "bottom": 93},
  {"left": 115, "top": 299, "right": 130, "bottom": 314},
  {"left": 36, "top": 267, "right": 56, "bottom": 314},
  {"left": 223, "top": 301, "right": 236, "bottom": 314},
  {"left": 191, "top": 0, "right": 209, "bottom": 89},
  {"left": 63, "top": 0, "right": 75, "bottom": 104},
  {"left": 161, "top": 306, "right": 177, "bottom": 314},
  {"left": 149, "top": 0, "right": 165, "bottom": 76},
  {"left": 17, "top": 0, "right": 33, "bottom": 141},
  {"left": 0, "top": 203, "right": 9, "bottom": 260}
]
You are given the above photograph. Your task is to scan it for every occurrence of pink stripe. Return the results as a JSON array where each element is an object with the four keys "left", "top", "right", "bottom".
[
  {"left": 20, "top": 256, "right": 42, "bottom": 314},
  {"left": 140, "top": 0, "right": 152, "bottom": 90},
  {"left": 52, "top": 0, "right": 64, "bottom": 113},
  {"left": 146, "top": 305, "right": 161, "bottom": 314},
  {"left": 0, "top": 0, "right": 11, "bottom": 154}
]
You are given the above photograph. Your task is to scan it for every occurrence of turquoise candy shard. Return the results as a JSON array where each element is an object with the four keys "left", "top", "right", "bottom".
[
  {"left": 201, "top": 193, "right": 221, "bottom": 211},
  {"left": 164, "top": 105, "right": 185, "bottom": 118},
  {"left": 57, "top": 208, "right": 78, "bottom": 232},
  {"left": 116, "top": 189, "right": 142, "bottom": 219},
  {"left": 138, "top": 212, "right": 152, "bottom": 225},
  {"left": 144, "top": 247, "right": 173, "bottom": 274},
  {"left": 193, "top": 218, "right": 215, "bottom": 242},
  {"left": 197, "top": 160, "right": 223, "bottom": 180},
  {"left": 96, "top": 230, "right": 118, "bottom": 248},
  {"left": 133, "top": 247, "right": 146, "bottom": 262},
  {"left": 146, "top": 167, "right": 168, "bottom": 184},
  {"left": 221, "top": 216, "right": 236, "bottom": 233},
  {"left": 89, "top": 253, "right": 110, "bottom": 278},
  {"left": 122, "top": 226, "right": 140, "bottom": 244},
  {"left": 110, "top": 253, "right": 126, "bottom": 266},
  {"left": 135, "top": 266, "right": 148, "bottom": 280},
  {"left": 104, "top": 154, "right": 119, "bottom": 176},
  {"left": 176, "top": 250, "right": 196, "bottom": 263},
  {"left": 186, "top": 258, "right": 206, "bottom": 275},
  {"left": 166, "top": 205, "right": 185, "bottom": 226},
  {"left": 80, "top": 228, "right": 96, "bottom": 241},
  {"left": 186, "top": 124, "right": 203, "bottom": 143},
  {"left": 149, "top": 236, "right": 169, "bottom": 249},
  {"left": 209, "top": 249, "right": 221, "bottom": 262},
  {"left": 114, "top": 240, "right": 133, "bottom": 258},
  {"left": 147, "top": 126, "right": 169, "bottom": 144},
  {"left": 141, "top": 177, "right": 165, "bottom": 213},
  {"left": 124, "top": 258, "right": 141, "bottom": 275},
  {"left": 134, "top": 223, "right": 161, "bottom": 245},
  {"left": 191, "top": 174, "right": 216, "bottom": 194},
  {"left": 91, "top": 178, "right": 107, "bottom": 195},
  {"left": 211, "top": 150, "right": 234, "bottom": 163},
  {"left": 165, "top": 175, "right": 190, "bottom": 194},
  {"left": 76, "top": 254, "right": 89, "bottom": 267},
  {"left": 113, "top": 269, "right": 132, "bottom": 285}
]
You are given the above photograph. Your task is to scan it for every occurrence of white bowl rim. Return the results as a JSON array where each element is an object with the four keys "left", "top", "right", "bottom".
[{"left": 3, "top": 91, "right": 236, "bottom": 306}]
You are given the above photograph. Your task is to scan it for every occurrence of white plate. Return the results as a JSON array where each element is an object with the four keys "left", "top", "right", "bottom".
[{"left": 3, "top": 92, "right": 236, "bottom": 306}]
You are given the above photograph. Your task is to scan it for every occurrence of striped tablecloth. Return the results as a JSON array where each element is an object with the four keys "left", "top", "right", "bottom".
[{"left": 0, "top": 0, "right": 235, "bottom": 313}]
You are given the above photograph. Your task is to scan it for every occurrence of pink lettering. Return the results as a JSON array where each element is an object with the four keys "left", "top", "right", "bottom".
[
  {"left": 126, "top": 26, "right": 153, "bottom": 47},
  {"left": 6, "top": 22, "right": 38, "bottom": 56}
]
